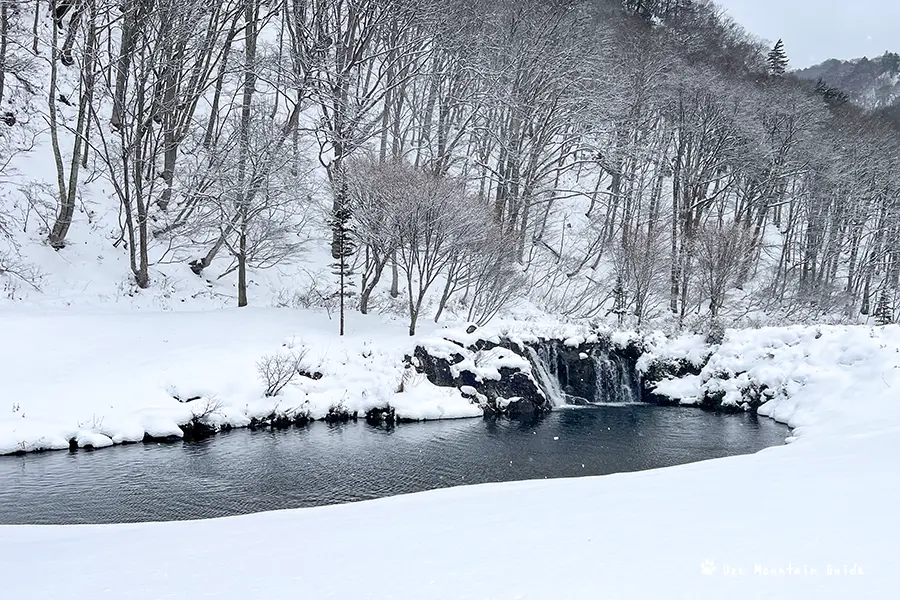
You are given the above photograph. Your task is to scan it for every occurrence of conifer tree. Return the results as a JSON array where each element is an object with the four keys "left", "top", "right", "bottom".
[
  {"left": 611, "top": 275, "right": 627, "bottom": 327},
  {"left": 767, "top": 39, "right": 789, "bottom": 76},
  {"left": 331, "top": 196, "right": 356, "bottom": 336},
  {"left": 814, "top": 77, "right": 849, "bottom": 105},
  {"left": 875, "top": 289, "right": 893, "bottom": 326}
]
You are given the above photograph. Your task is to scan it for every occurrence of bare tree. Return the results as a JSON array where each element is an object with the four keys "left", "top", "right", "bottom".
[
  {"left": 393, "top": 168, "right": 485, "bottom": 335},
  {"left": 257, "top": 346, "right": 310, "bottom": 397},
  {"left": 345, "top": 158, "right": 403, "bottom": 315},
  {"left": 46, "top": 0, "right": 96, "bottom": 249},
  {"left": 693, "top": 222, "right": 751, "bottom": 319}
]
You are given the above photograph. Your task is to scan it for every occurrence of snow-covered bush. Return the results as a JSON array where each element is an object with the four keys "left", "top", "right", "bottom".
[{"left": 257, "top": 348, "right": 310, "bottom": 397}]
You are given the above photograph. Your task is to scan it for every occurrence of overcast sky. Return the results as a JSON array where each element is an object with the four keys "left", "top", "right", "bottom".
[{"left": 714, "top": 0, "right": 900, "bottom": 69}]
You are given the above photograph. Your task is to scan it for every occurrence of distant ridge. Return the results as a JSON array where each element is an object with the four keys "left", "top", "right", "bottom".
[{"left": 795, "top": 52, "right": 900, "bottom": 110}]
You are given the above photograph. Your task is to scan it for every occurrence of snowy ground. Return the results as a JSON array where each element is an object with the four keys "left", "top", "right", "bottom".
[
  {"left": 0, "top": 308, "right": 491, "bottom": 455},
  {"left": 2, "top": 314, "right": 899, "bottom": 597}
]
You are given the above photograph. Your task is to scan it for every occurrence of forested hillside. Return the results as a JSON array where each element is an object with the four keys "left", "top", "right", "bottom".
[
  {"left": 796, "top": 52, "right": 900, "bottom": 110},
  {"left": 1, "top": 0, "right": 899, "bottom": 332}
]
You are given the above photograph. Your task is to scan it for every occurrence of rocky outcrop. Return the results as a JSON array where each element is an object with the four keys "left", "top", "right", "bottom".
[
  {"left": 640, "top": 357, "right": 702, "bottom": 407},
  {"left": 410, "top": 342, "right": 548, "bottom": 418},
  {"left": 411, "top": 333, "right": 646, "bottom": 417},
  {"left": 639, "top": 348, "right": 776, "bottom": 413}
]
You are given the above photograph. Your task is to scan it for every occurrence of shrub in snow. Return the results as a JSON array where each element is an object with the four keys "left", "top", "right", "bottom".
[
  {"left": 396, "top": 366, "right": 425, "bottom": 393},
  {"left": 272, "top": 282, "right": 340, "bottom": 316},
  {"left": 257, "top": 348, "right": 310, "bottom": 397},
  {"left": 180, "top": 397, "right": 226, "bottom": 441},
  {"left": 703, "top": 320, "right": 726, "bottom": 346},
  {"left": 325, "top": 399, "right": 354, "bottom": 423}
]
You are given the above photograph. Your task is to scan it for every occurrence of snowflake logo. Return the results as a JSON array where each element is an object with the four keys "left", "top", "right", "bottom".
[{"left": 700, "top": 559, "right": 716, "bottom": 576}]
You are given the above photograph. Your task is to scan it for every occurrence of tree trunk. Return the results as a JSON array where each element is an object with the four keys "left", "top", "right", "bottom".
[
  {"left": 234, "top": 0, "right": 258, "bottom": 305},
  {"left": 390, "top": 250, "right": 400, "bottom": 298},
  {"left": 669, "top": 140, "right": 683, "bottom": 315},
  {"left": 111, "top": 0, "right": 142, "bottom": 130},
  {"left": 237, "top": 231, "right": 248, "bottom": 306},
  {"left": 359, "top": 250, "right": 388, "bottom": 314},
  {"left": 31, "top": 0, "right": 39, "bottom": 54},
  {"left": 48, "top": 12, "right": 90, "bottom": 249},
  {"left": 60, "top": 2, "right": 85, "bottom": 66},
  {"left": 0, "top": 1, "right": 8, "bottom": 105}
]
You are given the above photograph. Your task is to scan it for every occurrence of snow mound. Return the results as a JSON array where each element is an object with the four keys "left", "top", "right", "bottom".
[{"left": 647, "top": 324, "right": 900, "bottom": 438}]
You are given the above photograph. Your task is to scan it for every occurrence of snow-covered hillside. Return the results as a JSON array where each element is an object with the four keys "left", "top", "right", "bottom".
[
  {"left": 4, "top": 1, "right": 900, "bottom": 332},
  {"left": 796, "top": 52, "right": 900, "bottom": 110}
]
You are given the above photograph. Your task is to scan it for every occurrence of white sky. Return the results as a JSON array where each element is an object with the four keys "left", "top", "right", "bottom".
[{"left": 714, "top": 0, "right": 900, "bottom": 68}]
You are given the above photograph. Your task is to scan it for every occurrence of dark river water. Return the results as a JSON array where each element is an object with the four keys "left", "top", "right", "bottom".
[{"left": 0, "top": 405, "right": 789, "bottom": 524}]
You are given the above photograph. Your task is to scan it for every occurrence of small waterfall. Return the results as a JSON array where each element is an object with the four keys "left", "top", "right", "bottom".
[
  {"left": 524, "top": 345, "right": 565, "bottom": 406},
  {"left": 524, "top": 341, "right": 642, "bottom": 407},
  {"left": 592, "top": 349, "right": 640, "bottom": 404}
]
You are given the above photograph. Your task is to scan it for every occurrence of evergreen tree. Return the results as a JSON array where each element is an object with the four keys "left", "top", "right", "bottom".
[
  {"left": 882, "top": 51, "right": 900, "bottom": 74},
  {"left": 331, "top": 199, "right": 356, "bottom": 336},
  {"left": 814, "top": 78, "right": 849, "bottom": 105},
  {"left": 767, "top": 39, "right": 789, "bottom": 76},
  {"left": 622, "top": 0, "right": 657, "bottom": 21},
  {"left": 875, "top": 289, "right": 893, "bottom": 326},
  {"left": 611, "top": 274, "right": 627, "bottom": 327}
]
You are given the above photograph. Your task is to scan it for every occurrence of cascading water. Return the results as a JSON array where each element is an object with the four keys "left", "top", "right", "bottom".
[
  {"left": 525, "top": 341, "right": 642, "bottom": 407},
  {"left": 525, "top": 345, "right": 566, "bottom": 406},
  {"left": 592, "top": 349, "right": 641, "bottom": 404}
]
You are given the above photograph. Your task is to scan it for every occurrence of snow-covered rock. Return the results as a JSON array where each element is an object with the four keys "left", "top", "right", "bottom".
[{"left": 643, "top": 324, "right": 900, "bottom": 438}]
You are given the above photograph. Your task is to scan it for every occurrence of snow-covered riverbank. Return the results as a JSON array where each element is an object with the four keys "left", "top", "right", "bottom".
[
  {"left": 642, "top": 324, "right": 900, "bottom": 439},
  {"left": 0, "top": 308, "right": 489, "bottom": 455},
  {"left": 2, "top": 420, "right": 895, "bottom": 599},
  {"left": 2, "top": 314, "right": 899, "bottom": 596},
  {"left": 0, "top": 306, "right": 638, "bottom": 455}
]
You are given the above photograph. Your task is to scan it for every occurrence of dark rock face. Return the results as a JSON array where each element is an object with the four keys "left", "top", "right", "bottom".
[
  {"left": 698, "top": 380, "right": 775, "bottom": 413},
  {"left": 324, "top": 406, "right": 357, "bottom": 423},
  {"left": 412, "top": 345, "right": 462, "bottom": 388},
  {"left": 181, "top": 418, "right": 219, "bottom": 441},
  {"left": 142, "top": 432, "right": 183, "bottom": 443},
  {"left": 530, "top": 342, "right": 596, "bottom": 402},
  {"left": 365, "top": 405, "right": 396, "bottom": 425},
  {"left": 640, "top": 351, "right": 776, "bottom": 414},
  {"left": 411, "top": 335, "right": 646, "bottom": 417},
  {"left": 410, "top": 343, "right": 548, "bottom": 417},
  {"left": 248, "top": 410, "right": 310, "bottom": 430}
]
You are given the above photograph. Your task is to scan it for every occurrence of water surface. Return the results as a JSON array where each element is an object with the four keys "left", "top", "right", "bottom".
[{"left": 0, "top": 405, "right": 788, "bottom": 524}]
